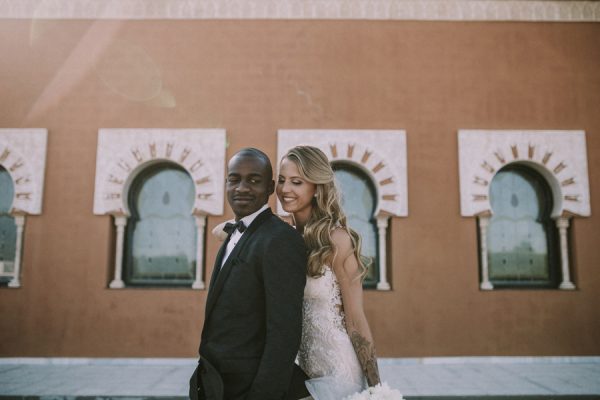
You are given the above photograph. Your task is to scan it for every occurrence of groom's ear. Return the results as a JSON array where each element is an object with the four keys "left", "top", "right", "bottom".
[{"left": 267, "top": 179, "right": 275, "bottom": 195}]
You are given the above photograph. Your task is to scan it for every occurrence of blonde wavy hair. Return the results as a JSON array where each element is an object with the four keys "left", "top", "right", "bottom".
[{"left": 282, "top": 146, "right": 368, "bottom": 280}]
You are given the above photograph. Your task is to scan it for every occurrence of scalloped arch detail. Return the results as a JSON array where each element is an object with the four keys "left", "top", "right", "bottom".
[
  {"left": 93, "top": 129, "right": 226, "bottom": 216},
  {"left": 458, "top": 130, "right": 591, "bottom": 218},
  {"left": 277, "top": 130, "right": 407, "bottom": 217},
  {"left": 0, "top": 129, "right": 48, "bottom": 215}
]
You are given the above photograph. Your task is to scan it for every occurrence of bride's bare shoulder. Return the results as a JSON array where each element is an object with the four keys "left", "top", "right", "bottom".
[
  {"left": 330, "top": 228, "right": 353, "bottom": 253},
  {"left": 277, "top": 214, "right": 295, "bottom": 226},
  {"left": 211, "top": 219, "right": 234, "bottom": 242}
]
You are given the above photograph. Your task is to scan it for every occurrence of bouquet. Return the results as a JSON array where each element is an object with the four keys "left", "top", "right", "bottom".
[{"left": 343, "top": 382, "right": 404, "bottom": 400}]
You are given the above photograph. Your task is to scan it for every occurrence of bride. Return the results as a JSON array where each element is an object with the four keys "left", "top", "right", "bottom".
[{"left": 276, "top": 146, "right": 380, "bottom": 399}]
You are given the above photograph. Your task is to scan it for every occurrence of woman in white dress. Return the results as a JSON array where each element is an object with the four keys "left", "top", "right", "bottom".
[{"left": 276, "top": 145, "right": 380, "bottom": 399}]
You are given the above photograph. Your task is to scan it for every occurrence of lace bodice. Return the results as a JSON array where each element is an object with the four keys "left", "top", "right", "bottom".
[{"left": 298, "top": 266, "right": 366, "bottom": 390}]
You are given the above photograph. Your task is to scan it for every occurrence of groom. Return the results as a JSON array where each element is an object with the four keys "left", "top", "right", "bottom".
[{"left": 190, "top": 148, "right": 310, "bottom": 400}]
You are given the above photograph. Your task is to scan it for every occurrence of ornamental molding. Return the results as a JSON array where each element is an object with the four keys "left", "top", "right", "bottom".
[
  {"left": 458, "top": 130, "right": 591, "bottom": 218},
  {"left": 0, "top": 129, "right": 48, "bottom": 215},
  {"left": 1, "top": 0, "right": 598, "bottom": 21},
  {"left": 277, "top": 129, "right": 407, "bottom": 217},
  {"left": 93, "top": 128, "right": 226, "bottom": 216}
]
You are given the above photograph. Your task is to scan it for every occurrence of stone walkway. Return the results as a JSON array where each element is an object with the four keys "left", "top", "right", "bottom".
[{"left": 0, "top": 357, "right": 599, "bottom": 398}]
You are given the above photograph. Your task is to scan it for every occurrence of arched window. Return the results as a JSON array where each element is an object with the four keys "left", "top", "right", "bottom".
[
  {"left": 0, "top": 166, "right": 16, "bottom": 283},
  {"left": 486, "top": 165, "right": 560, "bottom": 288},
  {"left": 124, "top": 163, "right": 197, "bottom": 286},
  {"left": 332, "top": 163, "right": 379, "bottom": 288}
]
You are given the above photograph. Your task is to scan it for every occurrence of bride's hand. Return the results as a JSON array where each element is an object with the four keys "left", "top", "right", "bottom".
[
  {"left": 212, "top": 219, "right": 234, "bottom": 242},
  {"left": 277, "top": 214, "right": 295, "bottom": 227}
]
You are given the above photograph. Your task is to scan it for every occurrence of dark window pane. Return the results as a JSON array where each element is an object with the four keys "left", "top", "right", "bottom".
[
  {"left": 333, "top": 164, "right": 379, "bottom": 287},
  {"left": 124, "top": 163, "right": 197, "bottom": 286},
  {"left": 0, "top": 166, "right": 16, "bottom": 279},
  {"left": 487, "top": 165, "right": 559, "bottom": 287},
  {"left": 0, "top": 166, "right": 13, "bottom": 213},
  {"left": 0, "top": 215, "right": 16, "bottom": 274}
]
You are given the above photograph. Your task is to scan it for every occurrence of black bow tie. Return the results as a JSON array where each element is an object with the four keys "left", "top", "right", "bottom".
[{"left": 223, "top": 220, "right": 246, "bottom": 235}]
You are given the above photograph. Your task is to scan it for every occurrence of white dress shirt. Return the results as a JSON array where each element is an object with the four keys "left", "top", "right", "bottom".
[{"left": 221, "top": 204, "right": 269, "bottom": 268}]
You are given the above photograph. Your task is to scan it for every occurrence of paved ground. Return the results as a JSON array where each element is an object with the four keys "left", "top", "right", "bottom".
[{"left": 0, "top": 357, "right": 599, "bottom": 398}]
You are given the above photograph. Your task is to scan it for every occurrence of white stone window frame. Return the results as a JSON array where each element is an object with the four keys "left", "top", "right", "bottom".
[
  {"left": 0, "top": 129, "right": 48, "bottom": 288},
  {"left": 277, "top": 129, "right": 408, "bottom": 290},
  {"left": 93, "top": 129, "right": 226, "bottom": 290},
  {"left": 458, "top": 130, "right": 591, "bottom": 291}
]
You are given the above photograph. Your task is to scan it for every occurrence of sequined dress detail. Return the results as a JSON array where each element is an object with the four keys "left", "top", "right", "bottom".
[{"left": 298, "top": 266, "right": 366, "bottom": 393}]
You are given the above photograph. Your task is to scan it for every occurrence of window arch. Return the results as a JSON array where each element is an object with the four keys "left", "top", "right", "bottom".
[
  {"left": 0, "top": 166, "right": 16, "bottom": 284},
  {"left": 124, "top": 163, "right": 197, "bottom": 286},
  {"left": 332, "top": 163, "right": 379, "bottom": 288},
  {"left": 485, "top": 165, "right": 560, "bottom": 288}
]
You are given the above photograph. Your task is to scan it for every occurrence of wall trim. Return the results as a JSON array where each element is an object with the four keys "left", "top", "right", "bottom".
[{"left": 1, "top": 0, "right": 598, "bottom": 22}]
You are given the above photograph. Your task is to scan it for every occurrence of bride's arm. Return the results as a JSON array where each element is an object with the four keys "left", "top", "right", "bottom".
[{"left": 330, "top": 229, "right": 381, "bottom": 387}]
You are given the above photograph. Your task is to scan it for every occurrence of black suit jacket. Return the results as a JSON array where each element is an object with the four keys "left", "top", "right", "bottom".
[{"left": 191, "top": 208, "right": 309, "bottom": 400}]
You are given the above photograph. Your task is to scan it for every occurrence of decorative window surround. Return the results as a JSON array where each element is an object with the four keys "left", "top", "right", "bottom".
[
  {"left": 277, "top": 129, "right": 408, "bottom": 290},
  {"left": 458, "top": 130, "right": 590, "bottom": 291},
  {"left": 0, "top": 0, "right": 598, "bottom": 22},
  {"left": 93, "top": 129, "right": 226, "bottom": 290},
  {"left": 0, "top": 129, "right": 48, "bottom": 288}
]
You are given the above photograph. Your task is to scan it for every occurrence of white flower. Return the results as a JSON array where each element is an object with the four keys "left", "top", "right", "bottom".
[{"left": 343, "top": 382, "right": 404, "bottom": 400}]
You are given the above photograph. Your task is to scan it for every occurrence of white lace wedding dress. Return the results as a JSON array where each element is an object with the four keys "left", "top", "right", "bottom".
[{"left": 298, "top": 266, "right": 366, "bottom": 399}]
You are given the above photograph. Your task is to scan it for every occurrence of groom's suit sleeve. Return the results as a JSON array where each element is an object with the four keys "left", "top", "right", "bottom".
[{"left": 246, "top": 226, "right": 307, "bottom": 400}]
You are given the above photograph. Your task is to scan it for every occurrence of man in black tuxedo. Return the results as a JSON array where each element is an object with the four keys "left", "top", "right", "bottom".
[{"left": 190, "top": 148, "right": 310, "bottom": 400}]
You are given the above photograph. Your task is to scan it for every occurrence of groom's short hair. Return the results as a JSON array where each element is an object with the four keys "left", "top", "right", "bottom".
[{"left": 235, "top": 147, "right": 273, "bottom": 181}]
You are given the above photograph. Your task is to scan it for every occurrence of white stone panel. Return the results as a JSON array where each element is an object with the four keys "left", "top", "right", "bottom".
[
  {"left": 0, "top": 129, "right": 48, "bottom": 215},
  {"left": 93, "top": 128, "right": 226, "bottom": 216},
  {"left": 277, "top": 129, "right": 407, "bottom": 217},
  {"left": 458, "top": 130, "right": 590, "bottom": 218},
  {"left": 0, "top": 0, "right": 598, "bottom": 21}
]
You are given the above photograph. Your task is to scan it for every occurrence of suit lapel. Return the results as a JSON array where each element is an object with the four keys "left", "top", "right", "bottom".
[
  {"left": 204, "top": 208, "right": 273, "bottom": 321},
  {"left": 207, "top": 235, "right": 230, "bottom": 291}
]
